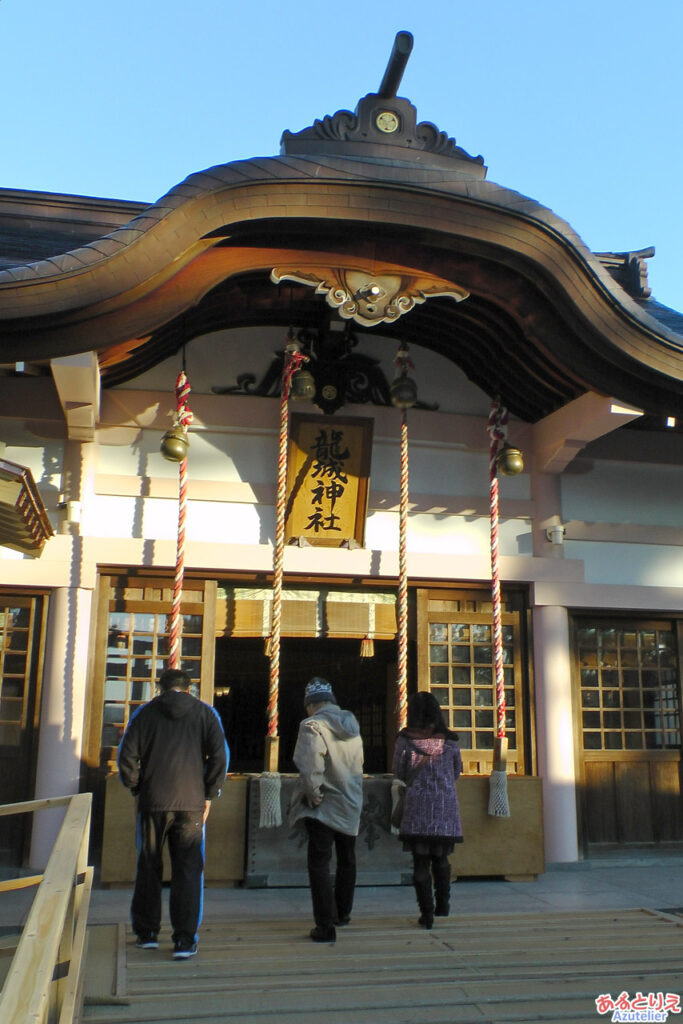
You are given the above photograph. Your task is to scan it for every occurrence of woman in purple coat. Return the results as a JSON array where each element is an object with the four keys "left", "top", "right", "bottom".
[{"left": 392, "top": 691, "right": 463, "bottom": 929}]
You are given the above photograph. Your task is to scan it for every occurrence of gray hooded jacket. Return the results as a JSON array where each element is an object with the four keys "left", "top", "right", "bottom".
[{"left": 291, "top": 702, "right": 364, "bottom": 836}]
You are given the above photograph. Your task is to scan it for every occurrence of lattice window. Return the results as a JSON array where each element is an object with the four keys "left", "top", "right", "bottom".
[
  {"left": 578, "top": 624, "right": 680, "bottom": 751},
  {"left": 417, "top": 589, "right": 527, "bottom": 774},
  {"left": 101, "top": 611, "right": 203, "bottom": 754},
  {"left": 0, "top": 603, "right": 35, "bottom": 747},
  {"left": 427, "top": 621, "right": 517, "bottom": 752}
]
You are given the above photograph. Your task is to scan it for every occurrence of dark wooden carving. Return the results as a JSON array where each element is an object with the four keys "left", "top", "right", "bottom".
[{"left": 212, "top": 326, "right": 438, "bottom": 416}]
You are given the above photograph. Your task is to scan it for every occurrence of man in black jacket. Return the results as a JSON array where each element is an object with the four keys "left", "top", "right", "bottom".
[{"left": 117, "top": 668, "right": 228, "bottom": 960}]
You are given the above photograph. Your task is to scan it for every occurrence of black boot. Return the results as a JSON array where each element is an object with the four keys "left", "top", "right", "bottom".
[
  {"left": 433, "top": 856, "right": 451, "bottom": 917},
  {"left": 413, "top": 879, "right": 434, "bottom": 930}
]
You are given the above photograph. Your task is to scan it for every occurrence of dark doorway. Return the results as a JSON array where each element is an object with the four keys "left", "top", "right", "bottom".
[{"left": 213, "top": 637, "right": 405, "bottom": 774}]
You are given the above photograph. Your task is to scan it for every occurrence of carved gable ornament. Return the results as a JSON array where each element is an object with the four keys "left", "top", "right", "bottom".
[{"left": 270, "top": 266, "right": 469, "bottom": 327}]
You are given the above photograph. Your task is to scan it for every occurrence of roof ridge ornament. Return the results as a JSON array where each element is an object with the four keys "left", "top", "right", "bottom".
[{"left": 280, "top": 31, "right": 486, "bottom": 176}]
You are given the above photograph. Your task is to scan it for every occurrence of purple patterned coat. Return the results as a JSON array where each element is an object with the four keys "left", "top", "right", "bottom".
[{"left": 392, "top": 730, "right": 463, "bottom": 841}]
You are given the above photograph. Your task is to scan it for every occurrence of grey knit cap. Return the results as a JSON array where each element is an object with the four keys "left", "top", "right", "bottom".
[{"left": 304, "top": 677, "right": 337, "bottom": 706}]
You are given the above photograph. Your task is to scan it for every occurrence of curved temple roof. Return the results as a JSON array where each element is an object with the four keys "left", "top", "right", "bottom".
[{"left": 1, "top": 32, "right": 682, "bottom": 422}]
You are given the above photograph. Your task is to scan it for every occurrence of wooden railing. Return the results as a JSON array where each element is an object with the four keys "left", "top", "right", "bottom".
[{"left": 0, "top": 793, "right": 93, "bottom": 1024}]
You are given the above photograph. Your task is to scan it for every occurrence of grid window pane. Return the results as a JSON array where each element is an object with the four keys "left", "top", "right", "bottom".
[
  {"left": 451, "top": 688, "right": 471, "bottom": 706},
  {"left": 451, "top": 646, "right": 470, "bottom": 664},
  {"left": 578, "top": 621, "right": 680, "bottom": 751},
  {"left": 425, "top": 612, "right": 521, "bottom": 759},
  {"left": 450, "top": 624, "right": 469, "bottom": 642},
  {"left": 101, "top": 607, "right": 203, "bottom": 751},
  {"left": 0, "top": 602, "right": 36, "bottom": 746}
]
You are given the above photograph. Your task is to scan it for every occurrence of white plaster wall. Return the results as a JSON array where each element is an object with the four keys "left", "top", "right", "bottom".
[
  {"left": 563, "top": 540, "right": 683, "bottom": 587},
  {"left": 371, "top": 440, "right": 530, "bottom": 499},
  {"left": 97, "top": 430, "right": 277, "bottom": 484},
  {"left": 366, "top": 510, "right": 530, "bottom": 557},
  {"left": 561, "top": 459, "right": 683, "bottom": 526},
  {"left": 82, "top": 493, "right": 267, "bottom": 544},
  {"left": 81, "top": 489, "right": 532, "bottom": 557},
  {"left": 92, "top": 404, "right": 533, "bottom": 555},
  {"left": 4, "top": 442, "right": 64, "bottom": 491},
  {"left": 81, "top": 494, "right": 137, "bottom": 537}
]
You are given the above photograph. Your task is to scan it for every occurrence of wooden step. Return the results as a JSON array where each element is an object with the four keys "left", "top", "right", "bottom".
[{"left": 82, "top": 907, "right": 683, "bottom": 1024}]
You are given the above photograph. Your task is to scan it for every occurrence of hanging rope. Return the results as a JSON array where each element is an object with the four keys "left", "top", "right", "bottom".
[
  {"left": 487, "top": 397, "right": 510, "bottom": 816},
  {"left": 397, "top": 408, "right": 410, "bottom": 730},
  {"left": 392, "top": 342, "right": 415, "bottom": 732},
  {"left": 168, "top": 370, "right": 193, "bottom": 670},
  {"left": 260, "top": 338, "right": 307, "bottom": 828},
  {"left": 266, "top": 339, "right": 307, "bottom": 746}
]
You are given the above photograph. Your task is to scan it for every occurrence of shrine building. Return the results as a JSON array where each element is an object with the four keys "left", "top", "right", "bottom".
[{"left": 1, "top": 32, "right": 683, "bottom": 881}]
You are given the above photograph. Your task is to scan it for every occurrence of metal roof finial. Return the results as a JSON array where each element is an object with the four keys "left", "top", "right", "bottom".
[{"left": 377, "top": 31, "right": 414, "bottom": 99}]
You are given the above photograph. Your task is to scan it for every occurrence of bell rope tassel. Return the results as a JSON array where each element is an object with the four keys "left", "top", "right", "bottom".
[
  {"left": 360, "top": 636, "right": 374, "bottom": 658},
  {"left": 258, "top": 772, "right": 283, "bottom": 828}
]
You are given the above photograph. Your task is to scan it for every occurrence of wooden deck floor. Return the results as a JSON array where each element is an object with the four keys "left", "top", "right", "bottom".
[{"left": 82, "top": 908, "right": 683, "bottom": 1024}]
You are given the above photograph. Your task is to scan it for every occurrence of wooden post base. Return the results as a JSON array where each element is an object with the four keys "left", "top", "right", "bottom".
[
  {"left": 264, "top": 735, "right": 279, "bottom": 773},
  {"left": 493, "top": 736, "right": 508, "bottom": 773}
]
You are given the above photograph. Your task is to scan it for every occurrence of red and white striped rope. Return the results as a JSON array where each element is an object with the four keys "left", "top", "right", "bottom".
[
  {"left": 397, "top": 409, "right": 409, "bottom": 730},
  {"left": 267, "top": 343, "right": 307, "bottom": 739},
  {"left": 168, "top": 370, "right": 193, "bottom": 670},
  {"left": 487, "top": 398, "right": 508, "bottom": 739}
]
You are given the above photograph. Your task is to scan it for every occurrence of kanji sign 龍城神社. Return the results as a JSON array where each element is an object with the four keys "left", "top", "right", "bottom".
[{"left": 285, "top": 414, "right": 373, "bottom": 548}]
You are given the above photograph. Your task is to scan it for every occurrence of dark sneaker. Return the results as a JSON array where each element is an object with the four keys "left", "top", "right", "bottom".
[
  {"left": 135, "top": 932, "right": 158, "bottom": 949},
  {"left": 172, "top": 940, "right": 198, "bottom": 960},
  {"left": 309, "top": 925, "right": 336, "bottom": 943},
  {"left": 333, "top": 916, "right": 351, "bottom": 926}
]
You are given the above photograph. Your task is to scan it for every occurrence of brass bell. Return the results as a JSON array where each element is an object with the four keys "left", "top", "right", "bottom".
[
  {"left": 496, "top": 442, "right": 524, "bottom": 476},
  {"left": 390, "top": 373, "right": 418, "bottom": 409},
  {"left": 160, "top": 426, "right": 190, "bottom": 462},
  {"left": 290, "top": 367, "right": 316, "bottom": 401}
]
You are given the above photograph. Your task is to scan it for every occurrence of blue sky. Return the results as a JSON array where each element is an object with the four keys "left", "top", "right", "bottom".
[{"left": 2, "top": 0, "right": 682, "bottom": 311}]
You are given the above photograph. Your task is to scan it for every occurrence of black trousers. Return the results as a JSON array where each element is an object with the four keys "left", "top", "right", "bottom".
[
  {"left": 305, "top": 818, "right": 357, "bottom": 928},
  {"left": 131, "top": 810, "right": 205, "bottom": 945}
]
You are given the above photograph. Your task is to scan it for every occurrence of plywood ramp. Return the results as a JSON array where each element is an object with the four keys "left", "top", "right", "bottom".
[{"left": 83, "top": 908, "right": 683, "bottom": 1024}]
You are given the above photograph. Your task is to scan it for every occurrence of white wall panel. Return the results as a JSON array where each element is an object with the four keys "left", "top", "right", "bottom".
[
  {"left": 564, "top": 540, "right": 683, "bottom": 587},
  {"left": 561, "top": 460, "right": 683, "bottom": 526}
]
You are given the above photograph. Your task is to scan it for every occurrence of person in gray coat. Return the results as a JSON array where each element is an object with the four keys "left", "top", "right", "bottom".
[{"left": 290, "top": 677, "right": 364, "bottom": 943}]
